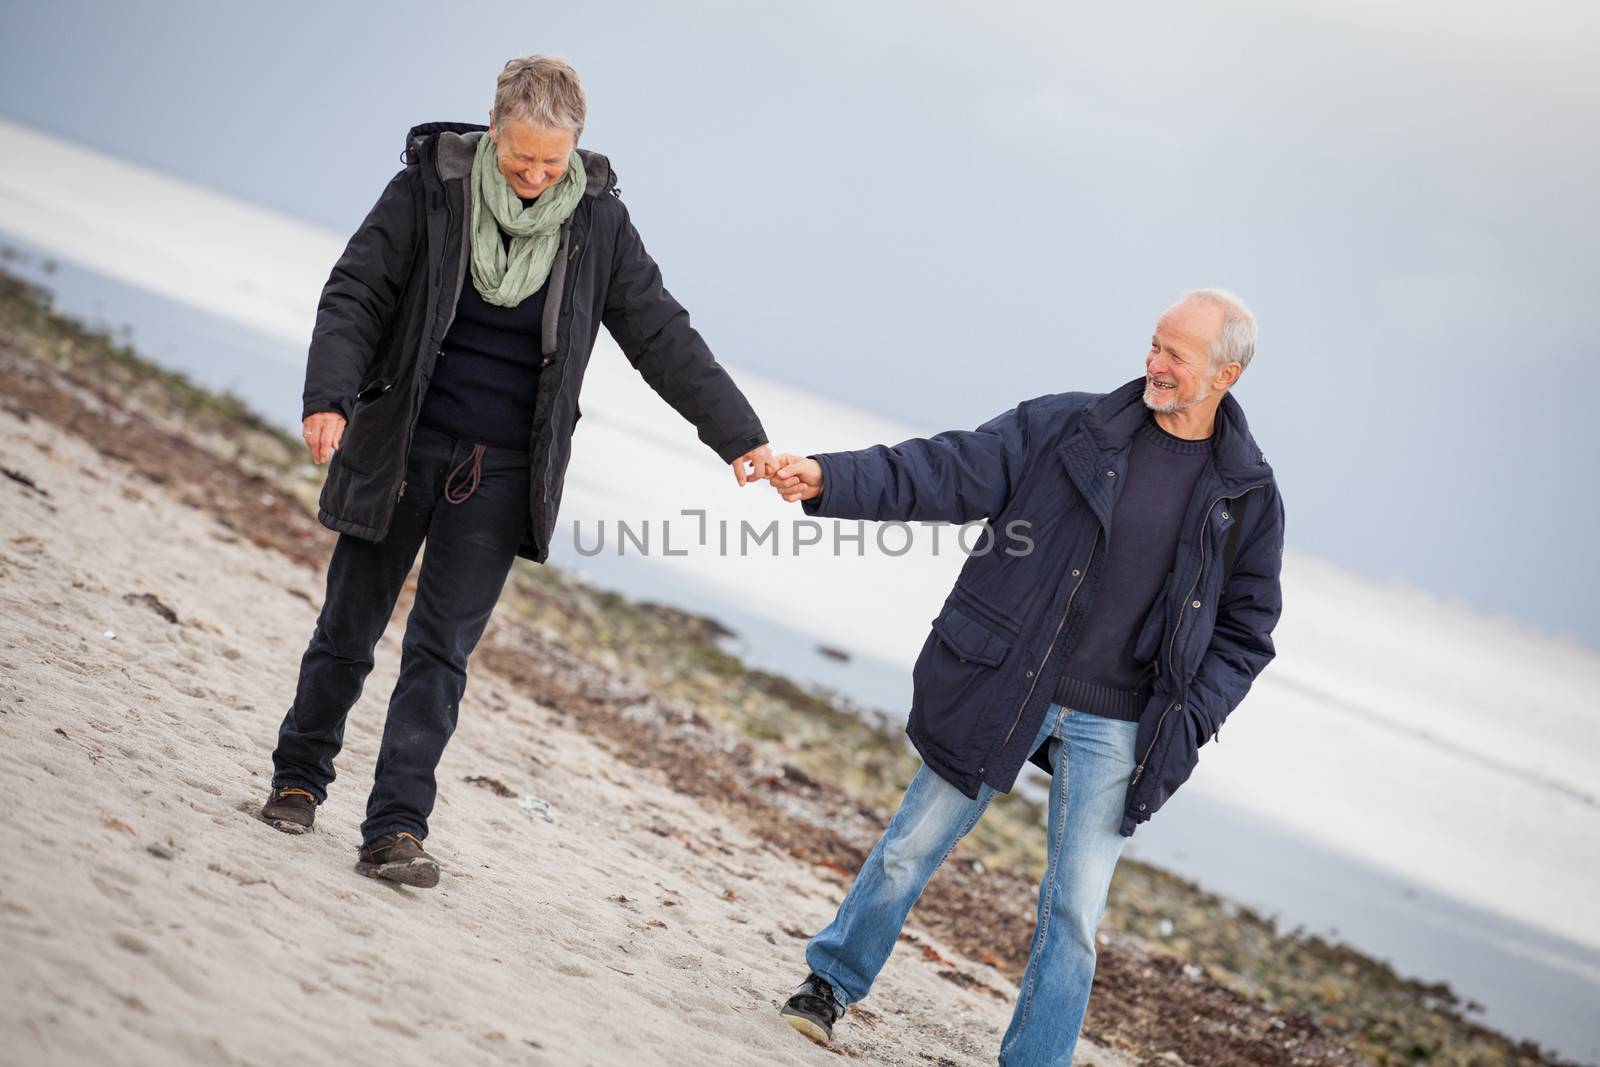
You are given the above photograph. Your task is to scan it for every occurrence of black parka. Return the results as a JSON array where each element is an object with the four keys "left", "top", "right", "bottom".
[{"left": 303, "top": 122, "right": 768, "bottom": 561}]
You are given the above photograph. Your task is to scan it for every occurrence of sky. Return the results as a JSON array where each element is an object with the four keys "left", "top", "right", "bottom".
[{"left": 1, "top": 0, "right": 1597, "bottom": 645}]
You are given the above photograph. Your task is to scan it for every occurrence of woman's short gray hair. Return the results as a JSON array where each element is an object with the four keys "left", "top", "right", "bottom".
[
  {"left": 493, "top": 55, "right": 587, "bottom": 140},
  {"left": 1181, "top": 288, "right": 1258, "bottom": 374}
]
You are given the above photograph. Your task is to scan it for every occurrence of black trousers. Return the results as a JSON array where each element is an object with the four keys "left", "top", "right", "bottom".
[{"left": 271, "top": 424, "right": 531, "bottom": 843}]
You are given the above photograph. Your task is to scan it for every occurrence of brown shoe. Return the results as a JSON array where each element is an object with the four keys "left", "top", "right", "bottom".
[
  {"left": 260, "top": 787, "right": 317, "bottom": 834},
  {"left": 356, "top": 832, "right": 440, "bottom": 888}
]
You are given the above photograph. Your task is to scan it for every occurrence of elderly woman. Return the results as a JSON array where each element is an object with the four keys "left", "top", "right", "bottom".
[{"left": 260, "top": 55, "right": 774, "bottom": 886}]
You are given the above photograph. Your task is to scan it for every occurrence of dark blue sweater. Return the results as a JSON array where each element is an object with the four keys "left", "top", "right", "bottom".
[
  {"left": 418, "top": 217, "right": 548, "bottom": 451},
  {"left": 1054, "top": 418, "right": 1212, "bottom": 720}
]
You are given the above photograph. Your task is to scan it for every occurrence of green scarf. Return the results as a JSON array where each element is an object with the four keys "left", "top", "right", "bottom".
[{"left": 469, "top": 133, "right": 587, "bottom": 307}]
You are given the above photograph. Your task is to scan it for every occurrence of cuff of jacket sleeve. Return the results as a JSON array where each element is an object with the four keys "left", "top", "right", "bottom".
[
  {"left": 713, "top": 430, "right": 768, "bottom": 466},
  {"left": 302, "top": 396, "right": 354, "bottom": 422},
  {"left": 801, "top": 453, "right": 836, "bottom": 517}
]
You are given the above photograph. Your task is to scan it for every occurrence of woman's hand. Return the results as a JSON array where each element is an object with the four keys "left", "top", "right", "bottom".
[
  {"left": 302, "top": 412, "right": 347, "bottom": 464},
  {"left": 731, "top": 444, "right": 779, "bottom": 486},
  {"left": 768, "top": 454, "right": 823, "bottom": 503}
]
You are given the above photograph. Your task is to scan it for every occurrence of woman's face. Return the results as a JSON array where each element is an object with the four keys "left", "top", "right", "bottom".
[{"left": 489, "top": 119, "right": 576, "bottom": 200}]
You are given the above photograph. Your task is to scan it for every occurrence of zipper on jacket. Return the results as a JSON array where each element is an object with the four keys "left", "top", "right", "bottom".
[
  {"left": 978, "top": 529, "right": 1100, "bottom": 778},
  {"left": 540, "top": 236, "right": 587, "bottom": 507},
  {"left": 396, "top": 167, "right": 466, "bottom": 503},
  {"left": 1130, "top": 483, "right": 1265, "bottom": 784}
]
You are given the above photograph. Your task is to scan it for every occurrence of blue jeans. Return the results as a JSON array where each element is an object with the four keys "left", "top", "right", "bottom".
[{"left": 806, "top": 704, "right": 1138, "bottom": 1066}]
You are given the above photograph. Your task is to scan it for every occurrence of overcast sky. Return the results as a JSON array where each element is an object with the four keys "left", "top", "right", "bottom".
[{"left": 2, "top": 0, "right": 1596, "bottom": 645}]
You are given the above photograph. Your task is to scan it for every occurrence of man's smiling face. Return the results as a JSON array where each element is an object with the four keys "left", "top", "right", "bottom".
[{"left": 1144, "top": 298, "right": 1226, "bottom": 415}]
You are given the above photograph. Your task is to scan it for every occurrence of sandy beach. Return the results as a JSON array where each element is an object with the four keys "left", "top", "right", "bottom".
[
  {"left": 0, "top": 298, "right": 1155, "bottom": 1067},
  {"left": 3, "top": 272, "right": 1580, "bottom": 1066}
]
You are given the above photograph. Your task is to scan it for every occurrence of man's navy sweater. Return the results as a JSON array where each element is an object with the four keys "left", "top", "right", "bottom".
[{"left": 1054, "top": 416, "right": 1212, "bottom": 721}]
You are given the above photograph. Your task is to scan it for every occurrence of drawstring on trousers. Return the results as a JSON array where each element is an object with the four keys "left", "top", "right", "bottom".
[{"left": 443, "top": 444, "right": 487, "bottom": 504}]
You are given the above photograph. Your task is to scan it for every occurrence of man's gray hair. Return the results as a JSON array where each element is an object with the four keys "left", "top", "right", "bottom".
[
  {"left": 1181, "top": 288, "right": 1257, "bottom": 374},
  {"left": 493, "top": 55, "right": 587, "bottom": 139}
]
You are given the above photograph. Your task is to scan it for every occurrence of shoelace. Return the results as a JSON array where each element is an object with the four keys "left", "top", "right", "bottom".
[
  {"left": 443, "top": 443, "right": 487, "bottom": 504},
  {"left": 277, "top": 788, "right": 315, "bottom": 801}
]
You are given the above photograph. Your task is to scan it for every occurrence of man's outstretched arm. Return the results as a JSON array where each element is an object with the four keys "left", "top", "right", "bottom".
[{"left": 767, "top": 403, "right": 1032, "bottom": 523}]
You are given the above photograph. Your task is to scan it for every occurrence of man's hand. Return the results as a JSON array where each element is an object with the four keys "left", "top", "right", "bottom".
[
  {"left": 731, "top": 444, "right": 779, "bottom": 487},
  {"left": 768, "top": 453, "right": 823, "bottom": 503},
  {"left": 302, "top": 412, "right": 347, "bottom": 465}
]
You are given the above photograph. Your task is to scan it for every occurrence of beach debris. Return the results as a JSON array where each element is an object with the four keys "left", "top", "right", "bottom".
[
  {"left": 816, "top": 644, "right": 851, "bottom": 662},
  {"left": 900, "top": 931, "right": 956, "bottom": 969},
  {"left": 146, "top": 842, "right": 176, "bottom": 861},
  {"left": 789, "top": 845, "right": 850, "bottom": 878},
  {"left": 463, "top": 775, "right": 515, "bottom": 797},
  {"left": 517, "top": 794, "right": 555, "bottom": 823},
  {"left": 123, "top": 592, "right": 179, "bottom": 624},
  {"left": 1, "top": 466, "right": 49, "bottom": 495},
  {"left": 103, "top": 630, "right": 116, "bottom": 639},
  {"left": 938, "top": 968, "right": 1007, "bottom": 1002},
  {"left": 102, "top": 817, "right": 135, "bottom": 835}
]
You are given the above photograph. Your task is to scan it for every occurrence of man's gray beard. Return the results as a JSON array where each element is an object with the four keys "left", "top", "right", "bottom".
[{"left": 1143, "top": 381, "right": 1212, "bottom": 415}]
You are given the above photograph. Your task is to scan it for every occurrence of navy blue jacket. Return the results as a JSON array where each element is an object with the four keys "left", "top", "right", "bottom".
[{"left": 803, "top": 378, "right": 1284, "bottom": 836}]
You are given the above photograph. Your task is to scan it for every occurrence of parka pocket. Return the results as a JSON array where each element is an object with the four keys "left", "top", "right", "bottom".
[
  {"left": 337, "top": 379, "right": 405, "bottom": 479},
  {"left": 354, "top": 377, "right": 395, "bottom": 404},
  {"left": 1131, "top": 572, "right": 1174, "bottom": 667},
  {"left": 931, "top": 605, "right": 1013, "bottom": 667},
  {"left": 912, "top": 604, "right": 1016, "bottom": 758}
]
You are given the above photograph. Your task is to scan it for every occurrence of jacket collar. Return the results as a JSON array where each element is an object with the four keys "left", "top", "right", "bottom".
[
  {"left": 404, "top": 122, "right": 614, "bottom": 199},
  {"left": 1071, "top": 376, "right": 1273, "bottom": 492}
]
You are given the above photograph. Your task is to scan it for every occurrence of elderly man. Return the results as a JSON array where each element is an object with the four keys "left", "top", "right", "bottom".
[{"left": 769, "top": 290, "right": 1285, "bottom": 1064}]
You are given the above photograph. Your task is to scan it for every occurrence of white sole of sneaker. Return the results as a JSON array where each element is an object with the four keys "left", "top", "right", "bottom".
[{"left": 781, "top": 1012, "right": 832, "bottom": 1046}]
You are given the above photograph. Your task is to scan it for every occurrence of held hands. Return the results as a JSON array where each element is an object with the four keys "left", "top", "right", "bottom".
[
  {"left": 730, "top": 444, "right": 780, "bottom": 486},
  {"left": 302, "top": 412, "right": 347, "bottom": 464},
  {"left": 300, "top": 428, "right": 799, "bottom": 487},
  {"left": 766, "top": 453, "right": 823, "bottom": 503}
]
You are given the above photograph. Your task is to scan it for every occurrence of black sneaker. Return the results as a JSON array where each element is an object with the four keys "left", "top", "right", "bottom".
[
  {"left": 780, "top": 972, "right": 845, "bottom": 1045},
  {"left": 259, "top": 787, "right": 317, "bottom": 834},
  {"left": 355, "top": 832, "right": 440, "bottom": 888}
]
